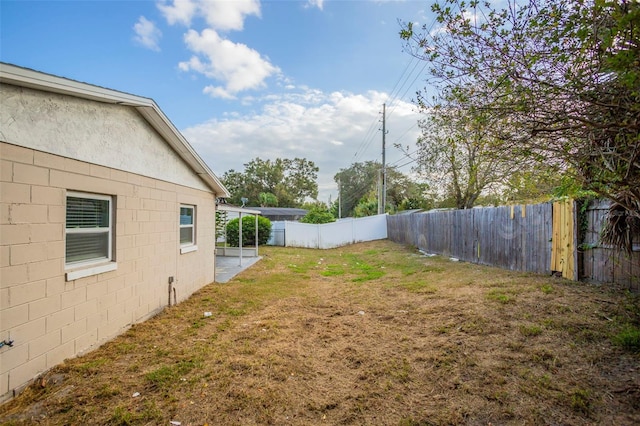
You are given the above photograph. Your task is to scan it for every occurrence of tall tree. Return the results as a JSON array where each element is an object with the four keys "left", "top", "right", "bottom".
[
  {"left": 384, "top": 167, "right": 433, "bottom": 212},
  {"left": 222, "top": 158, "right": 319, "bottom": 207},
  {"left": 401, "top": 0, "right": 640, "bottom": 250},
  {"left": 412, "top": 100, "right": 512, "bottom": 209},
  {"left": 259, "top": 192, "right": 278, "bottom": 207},
  {"left": 334, "top": 161, "right": 432, "bottom": 217},
  {"left": 334, "top": 161, "right": 380, "bottom": 218}
]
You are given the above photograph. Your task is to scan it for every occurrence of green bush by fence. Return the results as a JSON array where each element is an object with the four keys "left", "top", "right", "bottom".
[{"left": 225, "top": 215, "right": 272, "bottom": 247}]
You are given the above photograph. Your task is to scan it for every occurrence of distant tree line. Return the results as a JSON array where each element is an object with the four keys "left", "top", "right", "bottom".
[{"left": 221, "top": 157, "right": 319, "bottom": 208}]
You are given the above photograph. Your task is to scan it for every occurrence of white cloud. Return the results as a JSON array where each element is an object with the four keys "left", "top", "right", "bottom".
[
  {"left": 306, "top": 0, "right": 324, "bottom": 10},
  {"left": 133, "top": 16, "right": 162, "bottom": 51},
  {"left": 198, "top": 0, "right": 261, "bottom": 31},
  {"left": 179, "top": 29, "right": 281, "bottom": 99},
  {"left": 157, "top": 0, "right": 197, "bottom": 26},
  {"left": 158, "top": 0, "right": 277, "bottom": 98},
  {"left": 182, "top": 88, "right": 421, "bottom": 203},
  {"left": 158, "top": 0, "right": 260, "bottom": 31},
  {"left": 203, "top": 85, "right": 236, "bottom": 100}
]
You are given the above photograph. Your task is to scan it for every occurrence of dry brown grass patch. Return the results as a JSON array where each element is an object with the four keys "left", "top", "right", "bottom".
[{"left": 1, "top": 240, "right": 639, "bottom": 425}]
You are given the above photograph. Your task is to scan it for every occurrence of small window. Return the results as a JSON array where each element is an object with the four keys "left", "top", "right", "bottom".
[
  {"left": 66, "top": 192, "right": 113, "bottom": 266},
  {"left": 180, "top": 205, "right": 196, "bottom": 247}
]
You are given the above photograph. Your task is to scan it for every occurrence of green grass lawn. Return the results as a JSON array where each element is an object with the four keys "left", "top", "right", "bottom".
[{"left": 1, "top": 240, "right": 639, "bottom": 425}]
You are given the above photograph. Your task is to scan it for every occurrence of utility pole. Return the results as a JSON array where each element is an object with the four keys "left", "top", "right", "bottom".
[
  {"left": 377, "top": 170, "right": 382, "bottom": 214},
  {"left": 338, "top": 178, "right": 342, "bottom": 219},
  {"left": 379, "top": 103, "right": 387, "bottom": 215}
]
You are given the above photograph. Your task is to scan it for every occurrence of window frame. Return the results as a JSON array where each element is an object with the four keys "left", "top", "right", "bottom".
[
  {"left": 179, "top": 204, "right": 197, "bottom": 253},
  {"left": 65, "top": 191, "right": 114, "bottom": 269}
]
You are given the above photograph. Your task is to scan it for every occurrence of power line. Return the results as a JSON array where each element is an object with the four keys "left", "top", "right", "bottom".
[
  {"left": 385, "top": 60, "right": 423, "bottom": 119},
  {"left": 394, "top": 157, "right": 419, "bottom": 170},
  {"left": 340, "top": 13, "right": 442, "bottom": 203},
  {"left": 384, "top": 56, "right": 419, "bottom": 107},
  {"left": 385, "top": 14, "right": 440, "bottom": 119},
  {"left": 388, "top": 149, "right": 418, "bottom": 167},
  {"left": 352, "top": 114, "right": 381, "bottom": 163}
]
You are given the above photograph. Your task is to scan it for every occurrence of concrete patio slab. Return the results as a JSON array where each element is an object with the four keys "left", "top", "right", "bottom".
[{"left": 215, "top": 256, "right": 263, "bottom": 283}]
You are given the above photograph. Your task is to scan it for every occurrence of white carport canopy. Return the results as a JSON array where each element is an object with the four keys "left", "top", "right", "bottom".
[{"left": 216, "top": 204, "right": 262, "bottom": 266}]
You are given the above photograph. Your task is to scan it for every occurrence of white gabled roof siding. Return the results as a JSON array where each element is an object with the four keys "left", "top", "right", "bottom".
[{"left": 0, "top": 62, "right": 230, "bottom": 198}]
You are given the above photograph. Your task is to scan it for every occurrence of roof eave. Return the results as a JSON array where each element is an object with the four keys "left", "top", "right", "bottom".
[
  {"left": 0, "top": 62, "right": 230, "bottom": 198},
  {"left": 136, "top": 106, "right": 230, "bottom": 197}
]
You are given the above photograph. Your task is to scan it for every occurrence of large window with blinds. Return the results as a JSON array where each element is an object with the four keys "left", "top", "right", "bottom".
[{"left": 66, "top": 192, "right": 113, "bottom": 266}]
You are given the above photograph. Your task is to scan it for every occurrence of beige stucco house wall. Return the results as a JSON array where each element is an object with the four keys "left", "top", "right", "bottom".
[{"left": 0, "top": 63, "right": 230, "bottom": 402}]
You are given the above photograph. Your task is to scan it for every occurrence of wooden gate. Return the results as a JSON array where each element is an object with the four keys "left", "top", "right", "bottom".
[{"left": 551, "top": 199, "right": 578, "bottom": 280}]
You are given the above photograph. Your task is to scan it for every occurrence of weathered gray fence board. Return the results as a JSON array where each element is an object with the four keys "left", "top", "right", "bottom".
[
  {"left": 387, "top": 200, "right": 638, "bottom": 290},
  {"left": 581, "top": 200, "right": 640, "bottom": 291},
  {"left": 388, "top": 204, "right": 553, "bottom": 275}
]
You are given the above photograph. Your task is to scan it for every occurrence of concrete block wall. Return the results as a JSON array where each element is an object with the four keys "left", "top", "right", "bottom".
[{"left": 0, "top": 142, "right": 216, "bottom": 401}]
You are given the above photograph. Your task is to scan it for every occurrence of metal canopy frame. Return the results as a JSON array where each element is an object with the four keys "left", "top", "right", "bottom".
[{"left": 217, "top": 204, "right": 262, "bottom": 266}]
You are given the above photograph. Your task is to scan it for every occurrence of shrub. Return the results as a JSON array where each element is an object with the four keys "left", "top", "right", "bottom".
[
  {"left": 300, "top": 210, "right": 336, "bottom": 224},
  {"left": 225, "top": 215, "right": 271, "bottom": 247}
]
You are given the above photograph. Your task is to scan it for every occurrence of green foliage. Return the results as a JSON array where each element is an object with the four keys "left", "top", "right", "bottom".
[
  {"left": 551, "top": 175, "right": 598, "bottom": 201},
  {"left": 400, "top": 0, "right": 640, "bottom": 248},
  {"left": 540, "top": 284, "right": 554, "bottom": 294},
  {"left": 503, "top": 169, "right": 577, "bottom": 205},
  {"left": 300, "top": 208, "right": 336, "bottom": 224},
  {"left": 258, "top": 192, "right": 278, "bottom": 207},
  {"left": 612, "top": 324, "right": 640, "bottom": 352},
  {"left": 334, "top": 161, "right": 380, "bottom": 218},
  {"left": 301, "top": 200, "right": 335, "bottom": 223},
  {"left": 222, "top": 157, "right": 319, "bottom": 208},
  {"left": 225, "top": 215, "right": 272, "bottom": 247},
  {"left": 397, "top": 196, "right": 433, "bottom": 212},
  {"left": 413, "top": 102, "right": 512, "bottom": 209},
  {"left": 301, "top": 200, "right": 330, "bottom": 212},
  {"left": 353, "top": 197, "right": 378, "bottom": 217},
  {"left": 215, "top": 210, "right": 228, "bottom": 241},
  {"left": 335, "top": 161, "right": 432, "bottom": 217}
]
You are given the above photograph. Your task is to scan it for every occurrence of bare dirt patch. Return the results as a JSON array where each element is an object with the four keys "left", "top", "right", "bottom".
[{"left": 1, "top": 240, "right": 639, "bottom": 425}]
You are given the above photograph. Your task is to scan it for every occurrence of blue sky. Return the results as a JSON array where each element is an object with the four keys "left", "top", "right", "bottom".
[{"left": 1, "top": 0, "right": 435, "bottom": 203}]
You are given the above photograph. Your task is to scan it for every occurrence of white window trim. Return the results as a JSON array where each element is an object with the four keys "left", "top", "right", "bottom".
[
  {"left": 65, "top": 191, "right": 116, "bottom": 278},
  {"left": 180, "top": 204, "right": 197, "bottom": 252},
  {"left": 66, "top": 262, "right": 117, "bottom": 281},
  {"left": 180, "top": 245, "right": 198, "bottom": 254}
]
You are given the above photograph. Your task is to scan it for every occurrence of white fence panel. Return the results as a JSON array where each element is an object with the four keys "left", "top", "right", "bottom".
[
  {"left": 285, "top": 221, "right": 321, "bottom": 248},
  {"left": 318, "top": 220, "right": 354, "bottom": 249},
  {"left": 268, "top": 214, "right": 388, "bottom": 249},
  {"left": 267, "top": 221, "right": 286, "bottom": 246},
  {"left": 353, "top": 214, "right": 388, "bottom": 243}
]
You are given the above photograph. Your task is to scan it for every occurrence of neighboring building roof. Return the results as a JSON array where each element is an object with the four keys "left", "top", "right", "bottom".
[
  {"left": 0, "top": 62, "right": 230, "bottom": 198},
  {"left": 249, "top": 207, "right": 308, "bottom": 217},
  {"left": 246, "top": 207, "right": 308, "bottom": 221},
  {"left": 217, "top": 201, "right": 262, "bottom": 216}
]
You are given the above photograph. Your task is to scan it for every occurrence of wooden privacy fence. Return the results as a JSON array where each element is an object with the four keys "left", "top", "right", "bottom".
[
  {"left": 581, "top": 199, "right": 640, "bottom": 288},
  {"left": 387, "top": 203, "right": 553, "bottom": 274},
  {"left": 387, "top": 200, "right": 639, "bottom": 291}
]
